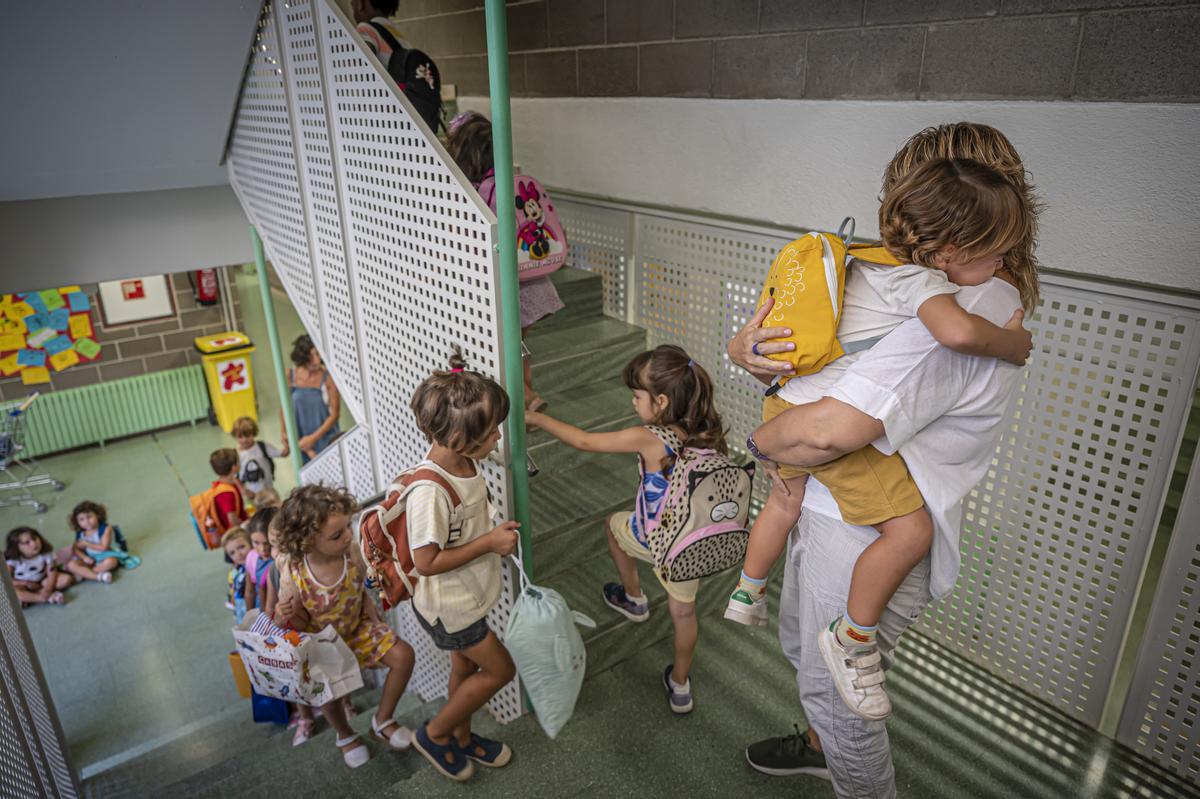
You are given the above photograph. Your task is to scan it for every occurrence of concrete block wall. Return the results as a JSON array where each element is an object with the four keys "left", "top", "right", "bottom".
[
  {"left": 387, "top": 0, "right": 1199, "bottom": 102},
  {"left": 0, "top": 267, "right": 245, "bottom": 401}
]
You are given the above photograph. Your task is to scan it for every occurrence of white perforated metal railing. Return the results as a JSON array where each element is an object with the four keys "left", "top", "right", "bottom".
[
  {"left": 554, "top": 190, "right": 1200, "bottom": 742},
  {"left": 1118, "top": 459, "right": 1200, "bottom": 783},
  {"left": 225, "top": 0, "right": 522, "bottom": 722}
]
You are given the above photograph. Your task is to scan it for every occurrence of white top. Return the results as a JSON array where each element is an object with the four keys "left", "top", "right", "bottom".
[
  {"left": 8, "top": 554, "right": 53, "bottom": 583},
  {"left": 790, "top": 279, "right": 1025, "bottom": 598},
  {"left": 777, "top": 260, "right": 957, "bottom": 405},
  {"left": 238, "top": 441, "right": 281, "bottom": 494},
  {"left": 406, "top": 460, "right": 501, "bottom": 633}
]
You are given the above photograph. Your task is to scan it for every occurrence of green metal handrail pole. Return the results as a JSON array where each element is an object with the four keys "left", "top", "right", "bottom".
[
  {"left": 251, "top": 226, "right": 304, "bottom": 478},
  {"left": 485, "top": 0, "right": 533, "bottom": 575}
]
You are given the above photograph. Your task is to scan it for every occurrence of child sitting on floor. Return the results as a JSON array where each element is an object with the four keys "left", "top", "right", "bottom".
[
  {"left": 6, "top": 527, "right": 74, "bottom": 606},
  {"left": 70, "top": 500, "right": 140, "bottom": 580}
]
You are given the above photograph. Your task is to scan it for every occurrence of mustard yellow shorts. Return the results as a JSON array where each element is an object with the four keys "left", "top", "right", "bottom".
[
  {"left": 761, "top": 394, "right": 925, "bottom": 526},
  {"left": 607, "top": 511, "right": 699, "bottom": 604}
]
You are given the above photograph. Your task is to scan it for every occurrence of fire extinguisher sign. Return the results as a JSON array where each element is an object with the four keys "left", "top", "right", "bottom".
[{"left": 218, "top": 358, "right": 250, "bottom": 394}]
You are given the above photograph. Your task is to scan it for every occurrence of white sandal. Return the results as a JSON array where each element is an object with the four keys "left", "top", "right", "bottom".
[
  {"left": 370, "top": 715, "right": 413, "bottom": 751},
  {"left": 335, "top": 733, "right": 370, "bottom": 768}
]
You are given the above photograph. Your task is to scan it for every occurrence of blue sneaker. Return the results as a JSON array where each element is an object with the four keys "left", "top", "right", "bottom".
[
  {"left": 602, "top": 583, "right": 649, "bottom": 622},
  {"left": 463, "top": 733, "right": 512, "bottom": 768},
  {"left": 414, "top": 723, "right": 475, "bottom": 782},
  {"left": 663, "top": 665, "right": 693, "bottom": 715}
]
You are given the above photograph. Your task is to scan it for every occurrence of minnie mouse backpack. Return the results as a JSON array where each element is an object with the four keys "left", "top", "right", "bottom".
[{"left": 476, "top": 169, "right": 569, "bottom": 282}]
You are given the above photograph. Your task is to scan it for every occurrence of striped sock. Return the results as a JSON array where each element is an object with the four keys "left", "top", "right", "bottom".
[
  {"left": 736, "top": 571, "right": 768, "bottom": 597},
  {"left": 833, "top": 613, "right": 877, "bottom": 650}
]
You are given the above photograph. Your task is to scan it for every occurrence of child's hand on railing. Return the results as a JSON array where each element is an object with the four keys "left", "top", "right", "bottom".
[{"left": 486, "top": 521, "right": 520, "bottom": 556}]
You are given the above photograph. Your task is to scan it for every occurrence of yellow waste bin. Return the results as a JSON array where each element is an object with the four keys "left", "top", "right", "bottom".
[{"left": 194, "top": 332, "right": 257, "bottom": 432}]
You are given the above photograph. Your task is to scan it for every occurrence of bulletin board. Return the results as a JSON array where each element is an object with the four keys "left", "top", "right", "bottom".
[{"left": 0, "top": 287, "right": 101, "bottom": 386}]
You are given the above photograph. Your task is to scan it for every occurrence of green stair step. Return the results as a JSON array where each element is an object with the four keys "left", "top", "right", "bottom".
[
  {"left": 526, "top": 318, "right": 645, "bottom": 394},
  {"left": 533, "top": 268, "right": 605, "bottom": 331},
  {"left": 536, "top": 550, "right": 747, "bottom": 678},
  {"left": 156, "top": 692, "right": 438, "bottom": 798},
  {"left": 529, "top": 456, "right": 639, "bottom": 580}
]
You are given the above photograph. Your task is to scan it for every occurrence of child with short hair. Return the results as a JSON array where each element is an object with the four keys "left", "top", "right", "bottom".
[
  {"left": 406, "top": 351, "right": 518, "bottom": 781},
  {"left": 222, "top": 527, "right": 251, "bottom": 622},
  {"left": 69, "top": 500, "right": 140, "bottom": 579},
  {"left": 243, "top": 507, "right": 277, "bottom": 612},
  {"left": 232, "top": 416, "right": 287, "bottom": 499},
  {"left": 528, "top": 345, "right": 729, "bottom": 716},
  {"left": 209, "top": 449, "right": 248, "bottom": 532},
  {"left": 274, "top": 485, "right": 415, "bottom": 769},
  {"left": 253, "top": 488, "right": 282, "bottom": 510},
  {"left": 734, "top": 157, "right": 1037, "bottom": 721},
  {"left": 6, "top": 527, "right": 73, "bottom": 606}
]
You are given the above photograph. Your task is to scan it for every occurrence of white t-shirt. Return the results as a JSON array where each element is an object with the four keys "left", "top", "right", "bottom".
[
  {"left": 406, "top": 460, "right": 501, "bottom": 633},
  {"left": 356, "top": 17, "right": 412, "bottom": 70},
  {"left": 238, "top": 442, "right": 281, "bottom": 494},
  {"left": 777, "top": 260, "right": 957, "bottom": 406},
  {"left": 8, "top": 554, "right": 53, "bottom": 583},
  {"left": 792, "top": 279, "right": 1025, "bottom": 598}
]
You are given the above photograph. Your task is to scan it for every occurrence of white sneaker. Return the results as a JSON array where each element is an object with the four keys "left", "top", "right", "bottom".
[
  {"left": 723, "top": 588, "right": 768, "bottom": 626},
  {"left": 817, "top": 624, "right": 892, "bottom": 721}
]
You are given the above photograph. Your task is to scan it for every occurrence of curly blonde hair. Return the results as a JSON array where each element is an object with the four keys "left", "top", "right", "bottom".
[
  {"left": 275, "top": 484, "right": 357, "bottom": 561},
  {"left": 882, "top": 122, "right": 1041, "bottom": 312}
]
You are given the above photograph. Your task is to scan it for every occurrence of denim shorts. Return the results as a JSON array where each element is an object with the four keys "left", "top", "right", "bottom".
[{"left": 415, "top": 609, "right": 490, "bottom": 652}]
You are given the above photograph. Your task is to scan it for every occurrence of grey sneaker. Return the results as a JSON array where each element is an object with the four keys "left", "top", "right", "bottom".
[
  {"left": 602, "top": 583, "right": 649, "bottom": 622},
  {"left": 663, "top": 665, "right": 693, "bottom": 715},
  {"left": 745, "top": 725, "right": 831, "bottom": 779}
]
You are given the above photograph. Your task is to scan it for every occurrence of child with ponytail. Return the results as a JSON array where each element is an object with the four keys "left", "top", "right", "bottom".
[{"left": 527, "top": 344, "right": 728, "bottom": 715}]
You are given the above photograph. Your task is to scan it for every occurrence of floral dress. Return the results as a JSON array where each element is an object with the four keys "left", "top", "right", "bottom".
[{"left": 286, "top": 551, "right": 398, "bottom": 668}]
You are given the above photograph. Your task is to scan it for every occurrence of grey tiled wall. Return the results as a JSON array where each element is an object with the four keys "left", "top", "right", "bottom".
[
  {"left": 0, "top": 267, "right": 245, "bottom": 401},
  {"left": 390, "top": 0, "right": 1199, "bottom": 101}
]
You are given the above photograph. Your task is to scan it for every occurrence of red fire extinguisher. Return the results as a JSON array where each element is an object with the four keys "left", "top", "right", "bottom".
[{"left": 191, "top": 269, "right": 219, "bottom": 306}]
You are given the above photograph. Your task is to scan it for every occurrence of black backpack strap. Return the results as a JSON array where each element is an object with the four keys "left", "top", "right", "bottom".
[
  {"left": 257, "top": 441, "right": 275, "bottom": 479},
  {"left": 367, "top": 20, "right": 406, "bottom": 60}
]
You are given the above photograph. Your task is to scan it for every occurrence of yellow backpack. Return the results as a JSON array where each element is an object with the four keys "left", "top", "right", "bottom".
[{"left": 757, "top": 218, "right": 901, "bottom": 388}]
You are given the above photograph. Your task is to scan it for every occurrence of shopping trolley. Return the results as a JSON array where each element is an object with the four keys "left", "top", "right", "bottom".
[{"left": 0, "top": 393, "right": 65, "bottom": 513}]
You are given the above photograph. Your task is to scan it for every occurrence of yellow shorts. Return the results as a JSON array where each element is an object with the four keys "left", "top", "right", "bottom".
[
  {"left": 607, "top": 512, "right": 699, "bottom": 604},
  {"left": 761, "top": 394, "right": 924, "bottom": 526}
]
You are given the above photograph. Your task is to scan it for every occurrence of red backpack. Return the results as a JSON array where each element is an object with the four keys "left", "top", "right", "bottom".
[{"left": 359, "top": 466, "right": 462, "bottom": 610}]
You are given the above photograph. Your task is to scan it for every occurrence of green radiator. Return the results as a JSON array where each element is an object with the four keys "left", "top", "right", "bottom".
[{"left": 13, "top": 365, "right": 210, "bottom": 458}]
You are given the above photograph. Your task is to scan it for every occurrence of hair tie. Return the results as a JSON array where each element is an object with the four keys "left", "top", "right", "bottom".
[
  {"left": 448, "top": 111, "right": 477, "bottom": 136},
  {"left": 450, "top": 367, "right": 464, "bottom": 373},
  {"left": 687, "top": 359, "right": 695, "bottom": 368}
]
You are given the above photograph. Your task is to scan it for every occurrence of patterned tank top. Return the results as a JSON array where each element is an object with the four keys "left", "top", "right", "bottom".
[{"left": 631, "top": 439, "right": 675, "bottom": 546}]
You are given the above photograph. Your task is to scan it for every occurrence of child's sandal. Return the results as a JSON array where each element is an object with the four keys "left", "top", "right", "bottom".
[
  {"left": 48, "top": 592, "right": 65, "bottom": 606},
  {"left": 414, "top": 723, "right": 475, "bottom": 781},
  {"left": 291, "top": 717, "right": 314, "bottom": 747},
  {"left": 335, "top": 733, "right": 369, "bottom": 769},
  {"left": 370, "top": 715, "right": 413, "bottom": 751}
]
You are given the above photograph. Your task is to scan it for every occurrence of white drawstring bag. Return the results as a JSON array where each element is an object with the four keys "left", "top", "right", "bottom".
[{"left": 504, "top": 549, "right": 595, "bottom": 738}]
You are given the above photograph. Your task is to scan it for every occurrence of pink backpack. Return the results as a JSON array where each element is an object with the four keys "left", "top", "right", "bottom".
[{"left": 476, "top": 170, "right": 568, "bottom": 282}]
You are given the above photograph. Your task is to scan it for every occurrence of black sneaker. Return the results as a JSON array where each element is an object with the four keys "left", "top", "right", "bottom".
[{"left": 745, "top": 725, "right": 830, "bottom": 779}]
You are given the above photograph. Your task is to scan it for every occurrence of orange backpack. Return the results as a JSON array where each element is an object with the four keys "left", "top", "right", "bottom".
[
  {"left": 359, "top": 467, "right": 462, "bottom": 610},
  {"left": 190, "top": 482, "right": 242, "bottom": 550}
]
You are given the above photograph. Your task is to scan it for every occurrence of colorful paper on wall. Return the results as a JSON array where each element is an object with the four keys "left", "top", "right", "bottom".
[
  {"left": 67, "top": 292, "right": 91, "bottom": 312},
  {"left": 21, "top": 367, "right": 50, "bottom": 385},
  {"left": 17, "top": 349, "right": 46, "bottom": 367},
  {"left": 0, "top": 354, "right": 19, "bottom": 377},
  {"left": 23, "top": 313, "right": 50, "bottom": 334},
  {"left": 6, "top": 302, "right": 34, "bottom": 323},
  {"left": 39, "top": 290, "right": 66, "bottom": 311},
  {"left": 44, "top": 335, "right": 73, "bottom": 355},
  {"left": 74, "top": 338, "right": 101, "bottom": 360},
  {"left": 26, "top": 328, "right": 56, "bottom": 349},
  {"left": 0, "top": 334, "right": 25, "bottom": 352},
  {"left": 49, "top": 308, "right": 71, "bottom": 331},
  {"left": 59, "top": 286, "right": 82, "bottom": 294},
  {"left": 69, "top": 315, "right": 93, "bottom": 339},
  {"left": 50, "top": 349, "right": 79, "bottom": 371},
  {"left": 25, "top": 293, "right": 47, "bottom": 313}
]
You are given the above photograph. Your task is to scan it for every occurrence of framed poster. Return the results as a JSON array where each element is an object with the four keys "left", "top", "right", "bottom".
[{"left": 97, "top": 275, "right": 176, "bottom": 327}]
